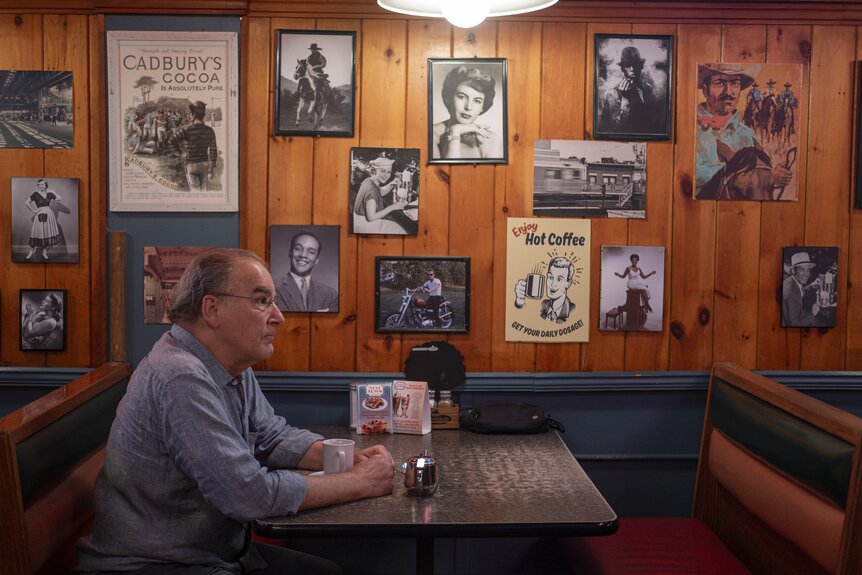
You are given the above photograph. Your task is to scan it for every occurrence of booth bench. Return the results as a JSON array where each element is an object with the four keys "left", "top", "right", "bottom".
[
  {"left": 0, "top": 362, "right": 131, "bottom": 575},
  {"left": 562, "top": 362, "right": 862, "bottom": 574}
]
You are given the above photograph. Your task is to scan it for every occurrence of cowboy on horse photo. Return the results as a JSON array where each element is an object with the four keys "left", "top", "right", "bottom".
[
  {"left": 695, "top": 62, "right": 802, "bottom": 201},
  {"left": 275, "top": 30, "right": 356, "bottom": 137}
]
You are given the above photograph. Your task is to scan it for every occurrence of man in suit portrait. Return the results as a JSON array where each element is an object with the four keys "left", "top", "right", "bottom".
[
  {"left": 781, "top": 250, "right": 822, "bottom": 327},
  {"left": 276, "top": 230, "right": 339, "bottom": 312}
]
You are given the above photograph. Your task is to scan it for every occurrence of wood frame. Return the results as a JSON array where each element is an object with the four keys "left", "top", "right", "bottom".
[
  {"left": 0, "top": 363, "right": 131, "bottom": 575},
  {"left": 375, "top": 256, "right": 470, "bottom": 334},
  {"left": 274, "top": 29, "right": 356, "bottom": 138}
]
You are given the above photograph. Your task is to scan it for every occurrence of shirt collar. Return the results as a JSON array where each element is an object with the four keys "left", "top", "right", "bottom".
[
  {"left": 288, "top": 271, "right": 312, "bottom": 288},
  {"left": 169, "top": 323, "right": 239, "bottom": 388}
]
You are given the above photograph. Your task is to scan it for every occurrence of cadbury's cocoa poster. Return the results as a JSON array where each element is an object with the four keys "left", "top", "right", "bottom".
[{"left": 107, "top": 31, "right": 238, "bottom": 212}]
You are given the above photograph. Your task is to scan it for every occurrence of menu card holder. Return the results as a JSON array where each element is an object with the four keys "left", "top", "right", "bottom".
[
  {"left": 355, "top": 383, "right": 394, "bottom": 434},
  {"left": 392, "top": 380, "right": 431, "bottom": 435}
]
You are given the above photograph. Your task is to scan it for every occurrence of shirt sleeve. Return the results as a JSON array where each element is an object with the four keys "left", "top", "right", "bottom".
[{"left": 160, "top": 371, "right": 319, "bottom": 522}]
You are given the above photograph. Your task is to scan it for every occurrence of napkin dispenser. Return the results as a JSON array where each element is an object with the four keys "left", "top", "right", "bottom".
[{"left": 403, "top": 450, "right": 439, "bottom": 496}]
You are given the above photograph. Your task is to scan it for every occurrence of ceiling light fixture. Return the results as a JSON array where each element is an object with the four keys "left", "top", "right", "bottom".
[{"left": 378, "top": 0, "right": 558, "bottom": 29}]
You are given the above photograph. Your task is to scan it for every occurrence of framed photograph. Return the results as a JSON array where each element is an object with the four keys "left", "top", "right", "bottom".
[
  {"left": 350, "top": 147, "right": 420, "bottom": 235},
  {"left": 594, "top": 34, "right": 673, "bottom": 140},
  {"left": 781, "top": 246, "right": 838, "bottom": 328},
  {"left": 275, "top": 30, "right": 356, "bottom": 137},
  {"left": 270, "top": 225, "right": 340, "bottom": 313},
  {"left": 376, "top": 256, "right": 470, "bottom": 334},
  {"left": 143, "top": 246, "right": 212, "bottom": 324},
  {"left": 695, "top": 62, "right": 803, "bottom": 200},
  {"left": 0, "top": 70, "right": 73, "bottom": 149},
  {"left": 20, "top": 289, "right": 67, "bottom": 351},
  {"left": 533, "top": 139, "right": 646, "bottom": 219},
  {"left": 11, "top": 177, "right": 80, "bottom": 263},
  {"left": 599, "top": 245, "right": 665, "bottom": 332},
  {"left": 107, "top": 31, "right": 239, "bottom": 212},
  {"left": 428, "top": 58, "right": 507, "bottom": 164}
]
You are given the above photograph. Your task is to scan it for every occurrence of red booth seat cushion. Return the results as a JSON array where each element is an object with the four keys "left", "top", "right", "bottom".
[{"left": 561, "top": 517, "right": 751, "bottom": 575}]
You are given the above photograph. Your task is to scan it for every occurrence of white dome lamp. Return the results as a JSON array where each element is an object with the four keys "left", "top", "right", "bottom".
[{"left": 378, "top": 0, "right": 558, "bottom": 29}]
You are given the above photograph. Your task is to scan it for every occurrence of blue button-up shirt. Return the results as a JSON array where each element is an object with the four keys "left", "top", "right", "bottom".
[
  {"left": 77, "top": 324, "right": 323, "bottom": 571},
  {"left": 695, "top": 103, "right": 759, "bottom": 195}
]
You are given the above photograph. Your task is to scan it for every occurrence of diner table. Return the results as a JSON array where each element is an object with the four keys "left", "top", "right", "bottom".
[{"left": 255, "top": 426, "right": 618, "bottom": 575}]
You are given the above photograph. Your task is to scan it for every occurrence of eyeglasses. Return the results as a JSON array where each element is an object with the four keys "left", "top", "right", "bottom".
[{"left": 214, "top": 293, "right": 277, "bottom": 312}]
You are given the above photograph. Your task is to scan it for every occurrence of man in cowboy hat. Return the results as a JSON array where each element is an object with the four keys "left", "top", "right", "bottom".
[
  {"left": 782, "top": 251, "right": 823, "bottom": 327},
  {"left": 598, "top": 45, "right": 662, "bottom": 134},
  {"left": 779, "top": 81, "right": 798, "bottom": 108},
  {"left": 695, "top": 63, "right": 792, "bottom": 199},
  {"left": 306, "top": 42, "right": 328, "bottom": 80}
]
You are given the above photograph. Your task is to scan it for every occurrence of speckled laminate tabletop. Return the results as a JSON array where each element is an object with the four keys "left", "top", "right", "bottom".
[{"left": 255, "top": 426, "right": 618, "bottom": 539}]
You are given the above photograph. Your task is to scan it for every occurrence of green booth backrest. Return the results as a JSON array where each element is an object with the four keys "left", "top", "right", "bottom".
[
  {"left": 710, "top": 377, "right": 854, "bottom": 508},
  {"left": 15, "top": 379, "right": 128, "bottom": 506}
]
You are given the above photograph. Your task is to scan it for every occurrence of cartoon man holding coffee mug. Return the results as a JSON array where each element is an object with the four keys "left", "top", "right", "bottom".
[{"left": 514, "top": 256, "right": 576, "bottom": 324}]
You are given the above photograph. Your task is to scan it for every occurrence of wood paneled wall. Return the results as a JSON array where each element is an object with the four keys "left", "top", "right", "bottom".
[{"left": 1, "top": 1, "right": 861, "bottom": 373}]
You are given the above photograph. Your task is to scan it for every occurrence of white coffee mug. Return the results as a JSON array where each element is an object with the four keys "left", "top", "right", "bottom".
[{"left": 323, "top": 438, "right": 355, "bottom": 474}]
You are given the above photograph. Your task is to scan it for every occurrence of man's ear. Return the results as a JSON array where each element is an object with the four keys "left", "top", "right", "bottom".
[{"left": 200, "top": 294, "right": 221, "bottom": 327}]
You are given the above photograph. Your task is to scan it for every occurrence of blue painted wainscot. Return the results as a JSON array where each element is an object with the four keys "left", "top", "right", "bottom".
[{"left": 3, "top": 368, "right": 860, "bottom": 575}]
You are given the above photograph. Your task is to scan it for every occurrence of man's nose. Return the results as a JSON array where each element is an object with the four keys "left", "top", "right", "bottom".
[{"left": 270, "top": 305, "right": 285, "bottom": 324}]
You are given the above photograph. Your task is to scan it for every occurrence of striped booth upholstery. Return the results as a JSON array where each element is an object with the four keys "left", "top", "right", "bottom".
[{"left": 562, "top": 363, "right": 862, "bottom": 575}]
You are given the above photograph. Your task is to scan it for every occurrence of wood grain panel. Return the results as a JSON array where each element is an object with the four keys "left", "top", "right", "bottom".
[
  {"left": 2, "top": 4, "right": 862, "bottom": 374},
  {"left": 492, "top": 21, "right": 542, "bottom": 372},
  {"left": 669, "top": 24, "right": 722, "bottom": 370},
  {"left": 711, "top": 25, "right": 766, "bottom": 368},
  {"left": 581, "top": 22, "right": 630, "bottom": 372},
  {"left": 535, "top": 22, "right": 587, "bottom": 372},
  {"left": 88, "top": 14, "right": 107, "bottom": 366},
  {"left": 757, "top": 24, "right": 811, "bottom": 369},
  {"left": 43, "top": 14, "right": 90, "bottom": 367},
  {"left": 802, "top": 24, "right": 854, "bottom": 369},
  {"left": 447, "top": 23, "right": 498, "bottom": 371},
  {"left": 355, "top": 19, "right": 407, "bottom": 372},
  {"left": 0, "top": 14, "right": 45, "bottom": 368},
  {"left": 266, "top": 17, "right": 315, "bottom": 371},
  {"left": 625, "top": 21, "right": 677, "bottom": 372},
  {"left": 310, "top": 18, "right": 362, "bottom": 372}
]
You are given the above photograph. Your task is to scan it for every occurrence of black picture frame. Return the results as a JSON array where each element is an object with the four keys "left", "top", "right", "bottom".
[
  {"left": 375, "top": 256, "right": 470, "bottom": 334},
  {"left": 274, "top": 29, "right": 356, "bottom": 137},
  {"left": 856, "top": 62, "right": 862, "bottom": 210},
  {"left": 593, "top": 34, "right": 673, "bottom": 141},
  {"left": 428, "top": 58, "right": 508, "bottom": 164},
  {"left": 20, "top": 289, "right": 67, "bottom": 351}
]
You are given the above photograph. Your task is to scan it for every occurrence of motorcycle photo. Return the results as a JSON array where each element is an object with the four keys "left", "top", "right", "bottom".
[{"left": 384, "top": 287, "right": 454, "bottom": 329}]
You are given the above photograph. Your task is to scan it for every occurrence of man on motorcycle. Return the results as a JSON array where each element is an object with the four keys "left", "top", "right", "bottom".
[{"left": 421, "top": 269, "right": 444, "bottom": 327}]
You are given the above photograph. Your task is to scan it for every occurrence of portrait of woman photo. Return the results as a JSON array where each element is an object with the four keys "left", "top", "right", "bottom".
[
  {"left": 20, "top": 290, "right": 66, "bottom": 351},
  {"left": 429, "top": 59, "right": 507, "bottom": 163},
  {"left": 11, "top": 177, "right": 80, "bottom": 263}
]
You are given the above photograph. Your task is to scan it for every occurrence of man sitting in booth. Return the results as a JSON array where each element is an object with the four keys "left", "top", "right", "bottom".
[{"left": 77, "top": 248, "right": 395, "bottom": 575}]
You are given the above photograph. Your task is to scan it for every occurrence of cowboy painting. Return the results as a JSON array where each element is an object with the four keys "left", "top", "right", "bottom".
[{"left": 695, "top": 62, "right": 803, "bottom": 201}]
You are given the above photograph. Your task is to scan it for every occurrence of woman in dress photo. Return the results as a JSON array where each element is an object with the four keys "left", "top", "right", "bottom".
[
  {"left": 21, "top": 293, "right": 64, "bottom": 350},
  {"left": 432, "top": 65, "right": 502, "bottom": 160},
  {"left": 24, "top": 179, "right": 63, "bottom": 261},
  {"left": 615, "top": 253, "right": 656, "bottom": 312}
]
